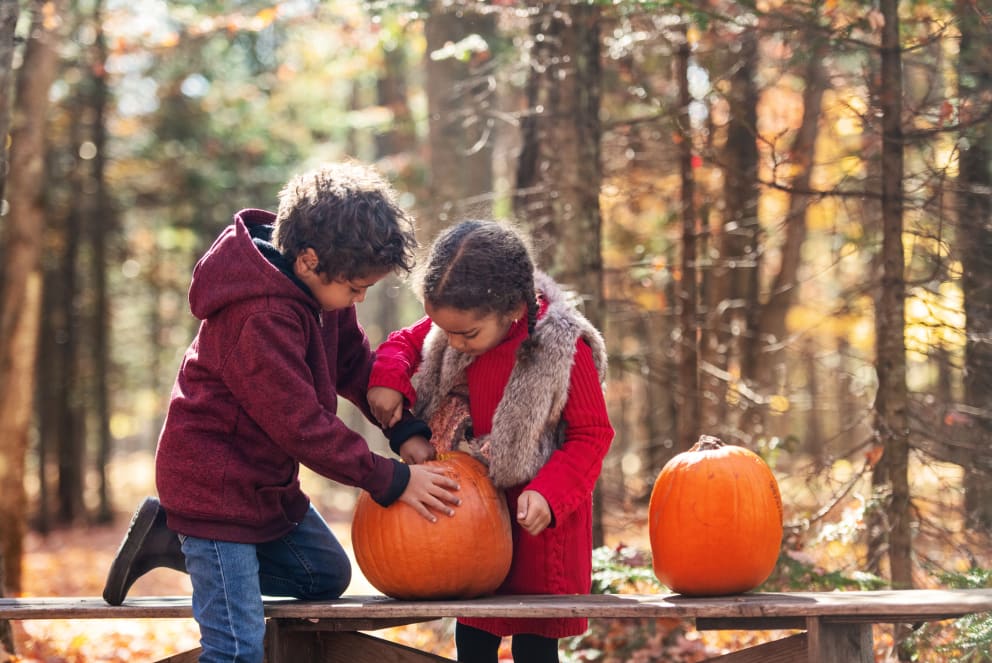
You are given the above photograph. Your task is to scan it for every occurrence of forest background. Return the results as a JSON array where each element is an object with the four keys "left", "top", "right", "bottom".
[{"left": 0, "top": 0, "right": 990, "bottom": 661}]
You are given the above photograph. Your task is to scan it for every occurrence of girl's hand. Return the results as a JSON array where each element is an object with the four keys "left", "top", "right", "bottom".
[
  {"left": 516, "top": 490, "right": 552, "bottom": 536},
  {"left": 368, "top": 386, "right": 405, "bottom": 428},
  {"left": 399, "top": 436, "right": 436, "bottom": 465},
  {"left": 399, "top": 464, "right": 461, "bottom": 522}
]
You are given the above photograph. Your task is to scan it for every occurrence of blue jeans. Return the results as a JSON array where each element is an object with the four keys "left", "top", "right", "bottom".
[{"left": 180, "top": 505, "right": 351, "bottom": 663}]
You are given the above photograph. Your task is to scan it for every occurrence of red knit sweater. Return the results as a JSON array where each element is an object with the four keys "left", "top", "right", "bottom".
[{"left": 370, "top": 308, "right": 614, "bottom": 638}]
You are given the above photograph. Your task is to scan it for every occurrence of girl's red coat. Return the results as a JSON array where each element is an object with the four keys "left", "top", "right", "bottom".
[{"left": 370, "top": 309, "right": 614, "bottom": 638}]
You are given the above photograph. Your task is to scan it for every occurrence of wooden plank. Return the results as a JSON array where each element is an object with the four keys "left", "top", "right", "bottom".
[
  {"left": 806, "top": 618, "right": 872, "bottom": 663},
  {"left": 271, "top": 616, "right": 438, "bottom": 632},
  {"left": 0, "top": 596, "right": 197, "bottom": 619},
  {"left": 821, "top": 613, "right": 958, "bottom": 624},
  {"left": 265, "top": 624, "right": 452, "bottom": 662},
  {"left": 702, "top": 633, "right": 807, "bottom": 662},
  {"left": 697, "top": 616, "right": 806, "bottom": 631},
  {"left": 1, "top": 589, "right": 990, "bottom": 623},
  {"left": 151, "top": 648, "right": 201, "bottom": 663}
]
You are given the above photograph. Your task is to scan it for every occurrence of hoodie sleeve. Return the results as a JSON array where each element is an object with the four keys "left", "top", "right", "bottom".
[
  {"left": 327, "top": 306, "right": 377, "bottom": 420},
  {"left": 369, "top": 315, "right": 433, "bottom": 407},
  {"left": 222, "top": 309, "right": 409, "bottom": 506},
  {"left": 330, "top": 307, "right": 433, "bottom": 452}
]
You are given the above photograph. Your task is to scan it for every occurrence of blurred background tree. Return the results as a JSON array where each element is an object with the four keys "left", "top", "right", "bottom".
[{"left": 0, "top": 3, "right": 990, "bottom": 657}]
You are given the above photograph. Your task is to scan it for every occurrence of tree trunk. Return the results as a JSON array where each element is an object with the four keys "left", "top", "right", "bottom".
[
  {"left": 90, "top": 0, "right": 112, "bottom": 523},
  {"left": 0, "top": 548, "right": 10, "bottom": 656},
  {"left": 0, "top": 0, "right": 20, "bottom": 650},
  {"left": 640, "top": 309, "right": 677, "bottom": 485},
  {"left": 40, "top": 9, "right": 88, "bottom": 528},
  {"left": 0, "top": 0, "right": 63, "bottom": 595},
  {"left": 804, "top": 338, "right": 825, "bottom": 466},
  {"left": 675, "top": 28, "right": 699, "bottom": 452},
  {"left": 55, "top": 188, "right": 85, "bottom": 526},
  {"left": 424, "top": 3, "right": 495, "bottom": 242},
  {"left": 0, "top": 0, "right": 18, "bottom": 206},
  {"left": 36, "top": 257, "right": 58, "bottom": 533},
  {"left": 376, "top": 35, "right": 416, "bottom": 158},
  {"left": 374, "top": 25, "right": 414, "bottom": 337},
  {"left": 706, "top": 27, "right": 759, "bottom": 436},
  {"left": 512, "top": 2, "right": 605, "bottom": 544},
  {"left": 513, "top": 3, "right": 603, "bottom": 312},
  {"left": 756, "top": 32, "right": 829, "bottom": 390},
  {"left": 873, "top": 0, "right": 913, "bottom": 593},
  {"left": 957, "top": 0, "right": 992, "bottom": 532}
]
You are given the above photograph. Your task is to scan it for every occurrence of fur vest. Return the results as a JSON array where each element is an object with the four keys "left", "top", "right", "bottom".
[{"left": 412, "top": 272, "right": 607, "bottom": 487}]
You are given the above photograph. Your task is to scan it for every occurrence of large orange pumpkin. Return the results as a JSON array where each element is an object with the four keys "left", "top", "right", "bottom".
[
  {"left": 648, "top": 435, "right": 783, "bottom": 596},
  {"left": 351, "top": 451, "right": 512, "bottom": 600}
]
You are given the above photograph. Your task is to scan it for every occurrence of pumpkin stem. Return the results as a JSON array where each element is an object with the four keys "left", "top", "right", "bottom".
[{"left": 694, "top": 434, "right": 725, "bottom": 451}]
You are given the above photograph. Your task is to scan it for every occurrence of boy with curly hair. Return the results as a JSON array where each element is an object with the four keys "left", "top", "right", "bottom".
[{"left": 103, "top": 162, "right": 460, "bottom": 663}]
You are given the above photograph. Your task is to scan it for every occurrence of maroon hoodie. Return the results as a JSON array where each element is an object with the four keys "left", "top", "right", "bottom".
[{"left": 155, "top": 209, "right": 410, "bottom": 543}]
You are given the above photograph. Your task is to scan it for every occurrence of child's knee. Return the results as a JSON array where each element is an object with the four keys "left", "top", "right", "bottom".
[{"left": 308, "top": 559, "right": 351, "bottom": 599}]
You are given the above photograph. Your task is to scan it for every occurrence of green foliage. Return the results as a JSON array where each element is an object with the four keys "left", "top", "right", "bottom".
[
  {"left": 763, "top": 550, "right": 887, "bottom": 592},
  {"left": 588, "top": 543, "right": 890, "bottom": 597},
  {"left": 940, "top": 568, "right": 992, "bottom": 590},
  {"left": 589, "top": 544, "right": 663, "bottom": 595},
  {"left": 907, "top": 567, "right": 992, "bottom": 662},
  {"left": 755, "top": 435, "right": 801, "bottom": 470}
]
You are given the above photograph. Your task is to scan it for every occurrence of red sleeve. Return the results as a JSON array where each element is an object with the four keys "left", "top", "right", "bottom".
[
  {"left": 525, "top": 339, "right": 614, "bottom": 523},
  {"left": 369, "top": 315, "right": 434, "bottom": 407}
]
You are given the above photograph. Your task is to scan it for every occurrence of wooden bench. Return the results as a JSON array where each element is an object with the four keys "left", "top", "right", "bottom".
[{"left": 3, "top": 589, "right": 991, "bottom": 662}]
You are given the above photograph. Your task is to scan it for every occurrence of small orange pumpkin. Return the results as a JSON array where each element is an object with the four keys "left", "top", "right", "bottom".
[
  {"left": 648, "top": 435, "right": 783, "bottom": 596},
  {"left": 351, "top": 451, "right": 512, "bottom": 600}
]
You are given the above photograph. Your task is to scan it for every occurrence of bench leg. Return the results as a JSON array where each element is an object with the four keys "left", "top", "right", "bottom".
[
  {"left": 702, "top": 632, "right": 808, "bottom": 662},
  {"left": 805, "top": 619, "right": 872, "bottom": 663},
  {"left": 264, "top": 621, "right": 452, "bottom": 662}
]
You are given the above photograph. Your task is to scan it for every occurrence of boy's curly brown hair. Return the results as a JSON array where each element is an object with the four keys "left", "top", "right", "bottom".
[{"left": 274, "top": 161, "right": 417, "bottom": 279}]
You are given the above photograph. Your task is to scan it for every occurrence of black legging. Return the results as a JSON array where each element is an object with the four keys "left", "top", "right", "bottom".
[{"left": 455, "top": 622, "right": 560, "bottom": 663}]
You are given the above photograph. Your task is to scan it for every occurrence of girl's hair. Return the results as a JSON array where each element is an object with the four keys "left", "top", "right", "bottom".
[
  {"left": 417, "top": 220, "right": 540, "bottom": 354},
  {"left": 274, "top": 161, "right": 417, "bottom": 280}
]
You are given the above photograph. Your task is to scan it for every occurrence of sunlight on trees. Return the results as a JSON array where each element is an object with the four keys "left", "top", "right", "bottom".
[{"left": 0, "top": 0, "right": 989, "bottom": 660}]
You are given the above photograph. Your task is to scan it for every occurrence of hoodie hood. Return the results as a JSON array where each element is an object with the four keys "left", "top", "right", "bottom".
[{"left": 189, "top": 209, "right": 316, "bottom": 320}]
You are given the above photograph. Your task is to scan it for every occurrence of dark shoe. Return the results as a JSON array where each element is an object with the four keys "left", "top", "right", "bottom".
[{"left": 103, "top": 496, "right": 187, "bottom": 605}]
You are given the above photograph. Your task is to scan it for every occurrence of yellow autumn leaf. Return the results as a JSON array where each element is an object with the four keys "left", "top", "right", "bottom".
[
  {"left": 255, "top": 7, "right": 279, "bottom": 25},
  {"left": 768, "top": 394, "right": 790, "bottom": 413}
]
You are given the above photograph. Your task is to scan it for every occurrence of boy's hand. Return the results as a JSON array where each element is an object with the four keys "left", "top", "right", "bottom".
[
  {"left": 399, "top": 435, "right": 436, "bottom": 465},
  {"left": 516, "top": 490, "right": 552, "bottom": 536},
  {"left": 368, "top": 386, "right": 405, "bottom": 428},
  {"left": 400, "top": 464, "right": 461, "bottom": 522}
]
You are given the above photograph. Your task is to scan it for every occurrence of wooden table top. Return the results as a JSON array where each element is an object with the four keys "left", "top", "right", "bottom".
[{"left": 2, "top": 589, "right": 991, "bottom": 623}]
